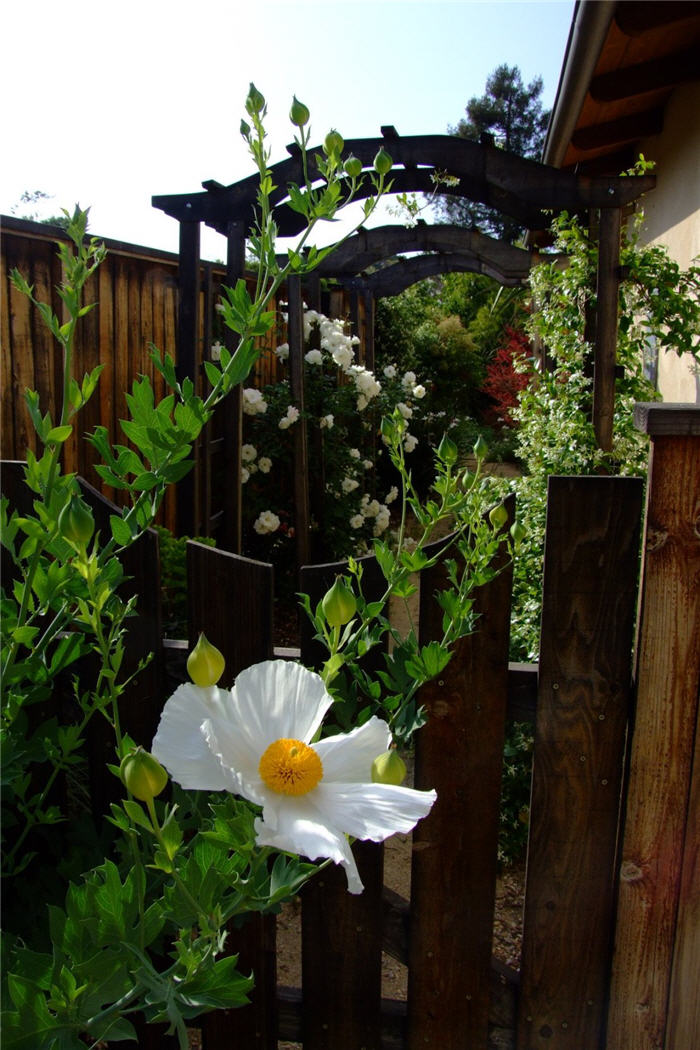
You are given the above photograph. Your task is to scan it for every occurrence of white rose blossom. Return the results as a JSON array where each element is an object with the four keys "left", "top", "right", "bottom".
[
  {"left": 397, "top": 402, "right": 413, "bottom": 420},
  {"left": 412, "top": 384, "right": 426, "bottom": 399},
  {"left": 349, "top": 514, "right": 365, "bottom": 530},
  {"left": 342, "top": 478, "right": 360, "bottom": 494},
  {"left": 258, "top": 457, "right": 272, "bottom": 474},
  {"left": 241, "top": 444, "right": 257, "bottom": 463},
  {"left": 383, "top": 364, "right": 397, "bottom": 379},
  {"left": 279, "top": 405, "right": 300, "bottom": 430},
  {"left": 305, "top": 348, "right": 323, "bottom": 366},
  {"left": 253, "top": 510, "right": 281, "bottom": 535},
  {"left": 349, "top": 448, "right": 361, "bottom": 460},
  {"left": 152, "top": 660, "right": 436, "bottom": 893},
  {"left": 404, "top": 433, "right": 418, "bottom": 453},
  {"left": 320, "top": 414, "right": 334, "bottom": 430},
  {"left": 401, "top": 371, "right": 416, "bottom": 391},
  {"left": 243, "top": 388, "right": 268, "bottom": 415},
  {"left": 275, "top": 343, "right": 290, "bottom": 361},
  {"left": 241, "top": 467, "right": 250, "bottom": 484}
]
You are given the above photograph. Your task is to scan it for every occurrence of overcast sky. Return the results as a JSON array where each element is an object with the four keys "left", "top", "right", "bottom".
[{"left": 2, "top": 0, "right": 575, "bottom": 259}]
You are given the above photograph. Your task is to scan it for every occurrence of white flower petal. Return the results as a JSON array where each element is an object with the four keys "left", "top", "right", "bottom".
[
  {"left": 230, "top": 660, "right": 333, "bottom": 748},
  {"left": 253, "top": 802, "right": 364, "bottom": 893},
  {"left": 151, "top": 684, "right": 234, "bottom": 791},
  {"left": 200, "top": 717, "right": 265, "bottom": 805},
  {"left": 314, "top": 717, "right": 391, "bottom": 783},
  {"left": 313, "top": 782, "right": 437, "bottom": 842}
]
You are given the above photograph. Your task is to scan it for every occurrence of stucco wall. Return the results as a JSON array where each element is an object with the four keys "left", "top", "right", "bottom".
[{"left": 638, "top": 81, "right": 700, "bottom": 403}]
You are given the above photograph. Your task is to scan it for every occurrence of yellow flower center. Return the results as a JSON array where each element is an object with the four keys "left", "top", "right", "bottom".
[{"left": 258, "top": 738, "right": 323, "bottom": 796}]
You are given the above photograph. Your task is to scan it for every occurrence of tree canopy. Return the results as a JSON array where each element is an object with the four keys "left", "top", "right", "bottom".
[{"left": 436, "top": 64, "right": 550, "bottom": 242}]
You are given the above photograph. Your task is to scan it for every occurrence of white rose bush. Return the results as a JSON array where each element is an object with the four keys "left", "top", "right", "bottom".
[
  {"left": 239, "top": 314, "right": 436, "bottom": 573},
  {"left": 1, "top": 85, "right": 516, "bottom": 1049}
]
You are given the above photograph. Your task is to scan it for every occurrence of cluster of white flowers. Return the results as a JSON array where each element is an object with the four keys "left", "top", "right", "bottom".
[
  {"left": 348, "top": 365, "right": 382, "bottom": 411},
  {"left": 342, "top": 477, "right": 359, "bottom": 494},
  {"left": 243, "top": 388, "right": 268, "bottom": 415},
  {"left": 358, "top": 493, "right": 391, "bottom": 536},
  {"left": 254, "top": 510, "right": 281, "bottom": 535},
  {"left": 320, "top": 413, "right": 334, "bottom": 429},
  {"left": 279, "top": 405, "right": 300, "bottom": 430},
  {"left": 240, "top": 443, "right": 273, "bottom": 483}
]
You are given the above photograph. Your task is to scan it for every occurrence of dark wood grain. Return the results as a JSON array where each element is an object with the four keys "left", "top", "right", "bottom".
[
  {"left": 407, "top": 502, "right": 515, "bottom": 1050},
  {"left": 517, "top": 475, "right": 644, "bottom": 1050}
]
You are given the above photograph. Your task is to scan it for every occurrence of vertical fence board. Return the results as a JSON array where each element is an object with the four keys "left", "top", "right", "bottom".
[
  {"left": 186, "top": 541, "right": 277, "bottom": 1050},
  {"left": 298, "top": 554, "right": 389, "bottom": 1049},
  {"left": 607, "top": 411, "right": 700, "bottom": 1050},
  {"left": 301, "top": 841, "right": 384, "bottom": 1050},
  {"left": 517, "top": 476, "right": 643, "bottom": 1050},
  {"left": 407, "top": 510, "right": 515, "bottom": 1050}
]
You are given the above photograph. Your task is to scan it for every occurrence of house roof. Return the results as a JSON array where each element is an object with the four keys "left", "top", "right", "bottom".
[{"left": 543, "top": 1, "right": 700, "bottom": 176}]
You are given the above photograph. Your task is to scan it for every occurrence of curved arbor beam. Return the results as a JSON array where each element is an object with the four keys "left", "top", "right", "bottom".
[
  {"left": 152, "top": 132, "right": 654, "bottom": 237},
  {"left": 311, "top": 224, "right": 535, "bottom": 284},
  {"left": 337, "top": 252, "right": 528, "bottom": 299}
]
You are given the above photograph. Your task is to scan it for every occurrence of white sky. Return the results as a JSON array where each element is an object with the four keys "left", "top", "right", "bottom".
[{"left": 1, "top": 0, "right": 575, "bottom": 260}]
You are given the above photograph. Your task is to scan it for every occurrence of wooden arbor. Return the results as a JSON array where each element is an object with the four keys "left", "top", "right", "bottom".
[{"left": 152, "top": 130, "right": 654, "bottom": 552}]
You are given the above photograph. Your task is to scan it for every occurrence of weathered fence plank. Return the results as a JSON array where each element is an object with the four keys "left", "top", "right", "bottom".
[
  {"left": 297, "top": 553, "right": 391, "bottom": 1049},
  {"left": 186, "top": 541, "right": 277, "bottom": 1049},
  {"left": 517, "top": 475, "right": 644, "bottom": 1050},
  {"left": 301, "top": 841, "right": 385, "bottom": 1049},
  {"left": 407, "top": 505, "right": 515, "bottom": 1050},
  {"left": 607, "top": 408, "right": 700, "bottom": 1050}
]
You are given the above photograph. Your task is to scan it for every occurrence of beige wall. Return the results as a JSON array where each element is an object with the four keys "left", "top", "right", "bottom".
[{"left": 638, "top": 81, "right": 700, "bottom": 403}]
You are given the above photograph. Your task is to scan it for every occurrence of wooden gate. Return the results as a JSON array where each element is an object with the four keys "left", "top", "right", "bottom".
[{"left": 3, "top": 404, "right": 698, "bottom": 1050}]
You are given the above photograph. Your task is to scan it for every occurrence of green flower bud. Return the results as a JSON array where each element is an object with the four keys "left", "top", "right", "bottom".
[
  {"left": 344, "top": 155, "right": 363, "bottom": 178},
  {"left": 120, "top": 747, "right": 168, "bottom": 802},
  {"left": 371, "top": 749, "right": 407, "bottom": 786},
  {"left": 240, "top": 118, "right": 252, "bottom": 140},
  {"left": 289, "top": 96, "right": 310, "bottom": 127},
  {"left": 58, "top": 495, "right": 95, "bottom": 547},
  {"left": 473, "top": 435, "right": 488, "bottom": 461},
  {"left": 322, "top": 576, "right": 357, "bottom": 628},
  {"left": 489, "top": 504, "right": 508, "bottom": 531},
  {"left": 437, "top": 433, "right": 458, "bottom": 466},
  {"left": 373, "top": 148, "right": 393, "bottom": 175},
  {"left": 245, "top": 83, "right": 266, "bottom": 116},
  {"left": 323, "top": 129, "right": 344, "bottom": 157},
  {"left": 510, "top": 521, "right": 527, "bottom": 545},
  {"left": 187, "top": 632, "right": 225, "bottom": 687}
]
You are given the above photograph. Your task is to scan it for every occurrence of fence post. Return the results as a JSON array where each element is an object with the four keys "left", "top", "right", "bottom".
[
  {"left": 407, "top": 506, "right": 515, "bottom": 1050},
  {"left": 186, "top": 542, "right": 277, "bottom": 1050},
  {"left": 517, "top": 475, "right": 644, "bottom": 1050},
  {"left": 606, "top": 404, "right": 700, "bottom": 1050}
]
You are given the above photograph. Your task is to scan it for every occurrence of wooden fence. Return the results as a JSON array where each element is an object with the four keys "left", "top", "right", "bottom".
[
  {"left": 4, "top": 404, "right": 697, "bottom": 1050},
  {"left": 0, "top": 216, "right": 370, "bottom": 543}
]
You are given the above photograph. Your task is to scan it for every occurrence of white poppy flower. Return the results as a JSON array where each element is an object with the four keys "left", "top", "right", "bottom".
[{"left": 152, "top": 661, "right": 436, "bottom": 893}]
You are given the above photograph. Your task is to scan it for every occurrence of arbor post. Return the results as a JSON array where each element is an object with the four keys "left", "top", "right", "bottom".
[{"left": 593, "top": 206, "right": 621, "bottom": 452}]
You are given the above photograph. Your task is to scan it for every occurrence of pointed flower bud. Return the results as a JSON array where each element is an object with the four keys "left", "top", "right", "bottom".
[
  {"left": 372, "top": 749, "right": 407, "bottom": 786},
  {"left": 245, "top": 83, "right": 266, "bottom": 116},
  {"left": 187, "top": 632, "right": 225, "bottom": 687},
  {"left": 437, "top": 433, "right": 458, "bottom": 466},
  {"left": 473, "top": 435, "right": 488, "bottom": 461},
  {"left": 489, "top": 504, "right": 508, "bottom": 531},
  {"left": 373, "top": 148, "right": 393, "bottom": 175},
  {"left": 510, "top": 521, "right": 527, "bottom": 545},
  {"left": 58, "top": 494, "right": 95, "bottom": 547},
  {"left": 290, "top": 96, "right": 310, "bottom": 127},
  {"left": 323, "top": 129, "right": 344, "bottom": 158},
  {"left": 344, "top": 155, "right": 362, "bottom": 178},
  {"left": 322, "top": 576, "right": 357, "bottom": 628},
  {"left": 120, "top": 747, "right": 168, "bottom": 802},
  {"left": 240, "top": 118, "right": 252, "bottom": 140}
]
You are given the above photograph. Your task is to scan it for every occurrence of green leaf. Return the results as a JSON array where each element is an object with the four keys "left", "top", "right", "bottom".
[{"left": 109, "top": 514, "right": 133, "bottom": 546}]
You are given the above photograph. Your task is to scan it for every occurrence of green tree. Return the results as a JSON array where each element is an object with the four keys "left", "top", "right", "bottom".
[{"left": 437, "top": 64, "right": 550, "bottom": 242}]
